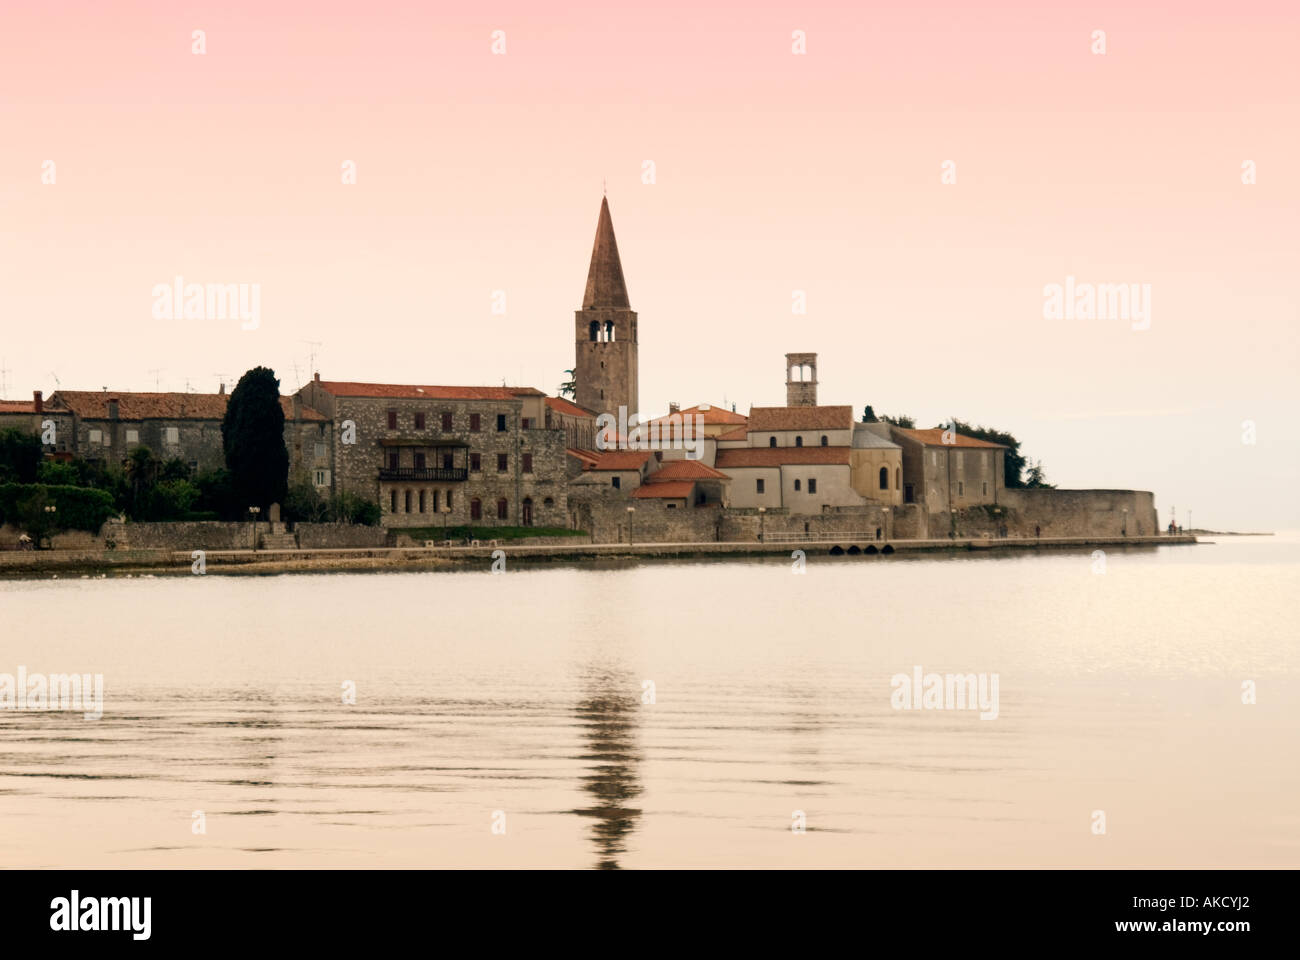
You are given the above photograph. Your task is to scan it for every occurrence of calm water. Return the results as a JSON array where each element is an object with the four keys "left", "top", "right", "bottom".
[{"left": 1, "top": 537, "right": 1296, "bottom": 868}]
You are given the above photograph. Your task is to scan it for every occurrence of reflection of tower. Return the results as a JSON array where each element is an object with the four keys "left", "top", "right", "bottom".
[
  {"left": 785, "top": 352, "right": 817, "bottom": 406},
  {"left": 573, "top": 672, "right": 643, "bottom": 870},
  {"left": 574, "top": 196, "right": 639, "bottom": 419}
]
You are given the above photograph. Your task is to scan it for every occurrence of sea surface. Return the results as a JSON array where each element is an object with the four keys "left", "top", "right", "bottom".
[{"left": 1, "top": 536, "right": 1296, "bottom": 868}]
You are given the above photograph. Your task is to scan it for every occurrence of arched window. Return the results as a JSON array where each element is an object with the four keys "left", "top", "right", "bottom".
[
  {"left": 496, "top": 498, "right": 508, "bottom": 520},
  {"left": 879, "top": 466, "right": 889, "bottom": 490},
  {"left": 605, "top": 320, "right": 615, "bottom": 342},
  {"left": 794, "top": 479, "right": 801, "bottom": 491},
  {"left": 522, "top": 497, "right": 533, "bottom": 527},
  {"left": 820, "top": 435, "right": 828, "bottom": 446},
  {"left": 795, "top": 436, "right": 803, "bottom": 447},
  {"left": 769, "top": 436, "right": 776, "bottom": 447},
  {"left": 588, "top": 320, "right": 598, "bottom": 341},
  {"left": 470, "top": 497, "right": 482, "bottom": 521},
  {"left": 896, "top": 467, "right": 900, "bottom": 489}
]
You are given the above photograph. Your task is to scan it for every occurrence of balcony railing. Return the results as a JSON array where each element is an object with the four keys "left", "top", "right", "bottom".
[{"left": 378, "top": 467, "right": 468, "bottom": 482}]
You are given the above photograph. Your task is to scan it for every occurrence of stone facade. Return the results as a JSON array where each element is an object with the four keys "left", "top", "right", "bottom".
[
  {"left": 574, "top": 196, "right": 638, "bottom": 420},
  {"left": 785, "top": 352, "right": 818, "bottom": 407}
]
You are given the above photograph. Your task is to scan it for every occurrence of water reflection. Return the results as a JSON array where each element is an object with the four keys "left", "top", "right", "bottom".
[{"left": 572, "top": 670, "right": 643, "bottom": 870}]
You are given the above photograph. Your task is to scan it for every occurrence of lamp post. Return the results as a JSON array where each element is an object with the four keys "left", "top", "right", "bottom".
[
  {"left": 441, "top": 503, "right": 452, "bottom": 541},
  {"left": 757, "top": 506, "right": 766, "bottom": 542},
  {"left": 248, "top": 505, "right": 261, "bottom": 552},
  {"left": 43, "top": 503, "right": 56, "bottom": 549},
  {"left": 881, "top": 505, "right": 890, "bottom": 541},
  {"left": 626, "top": 506, "right": 635, "bottom": 546},
  {"left": 1122, "top": 507, "right": 1128, "bottom": 537}
]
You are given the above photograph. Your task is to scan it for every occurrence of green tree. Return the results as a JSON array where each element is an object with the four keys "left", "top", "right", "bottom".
[
  {"left": 36, "top": 460, "right": 80, "bottom": 486},
  {"left": 0, "top": 428, "right": 42, "bottom": 483},
  {"left": 558, "top": 369, "right": 576, "bottom": 400},
  {"left": 879, "top": 414, "right": 916, "bottom": 429},
  {"left": 16, "top": 487, "right": 55, "bottom": 547},
  {"left": 1023, "top": 459, "right": 1055, "bottom": 488},
  {"left": 222, "top": 367, "right": 288, "bottom": 512},
  {"left": 861, "top": 405, "right": 878, "bottom": 423},
  {"left": 939, "top": 419, "right": 1045, "bottom": 489},
  {"left": 284, "top": 477, "right": 329, "bottom": 523}
]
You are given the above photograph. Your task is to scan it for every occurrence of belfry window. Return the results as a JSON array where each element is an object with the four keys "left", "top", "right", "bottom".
[{"left": 589, "top": 320, "right": 599, "bottom": 341}]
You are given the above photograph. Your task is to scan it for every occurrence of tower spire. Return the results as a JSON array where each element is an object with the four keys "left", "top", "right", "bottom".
[{"left": 582, "top": 195, "right": 630, "bottom": 310}]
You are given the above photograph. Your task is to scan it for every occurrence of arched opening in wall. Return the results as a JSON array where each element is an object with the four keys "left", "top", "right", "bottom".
[
  {"left": 794, "top": 479, "right": 801, "bottom": 491},
  {"left": 865, "top": 544, "right": 879, "bottom": 555},
  {"left": 879, "top": 466, "right": 888, "bottom": 490},
  {"left": 496, "top": 498, "right": 508, "bottom": 521},
  {"left": 543, "top": 497, "right": 554, "bottom": 508},
  {"left": 605, "top": 321, "right": 615, "bottom": 341},
  {"left": 881, "top": 544, "right": 895, "bottom": 554},
  {"left": 847, "top": 545, "right": 860, "bottom": 555},
  {"left": 470, "top": 497, "right": 482, "bottom": 521},
  {"left": 522, "top": 498, "right": 533, "bottom": 527},
  {"left": 829, "top": 545, "right": 844, "bottom": 555},
  {"left": 390, "top": 490, "right": 397, "bottom": 513},
  {"left": 820, "top": 435, "right": 827, "bottom": 446},
  {"left": 769, "top": 436, "right": 776, "bottom": 447},
  {"left": 795, "top": 436, "right": 803, "bottom": 447},
  {"left": 589, "top": 320, "right": 599, "bottom": 341}
]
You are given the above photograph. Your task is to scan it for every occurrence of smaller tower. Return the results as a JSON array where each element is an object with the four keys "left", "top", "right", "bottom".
[{"left": 785, "top": 353, "right": 817, "bottom": 407}]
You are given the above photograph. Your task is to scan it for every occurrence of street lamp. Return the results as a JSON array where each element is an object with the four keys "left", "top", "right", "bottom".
[
  {"left": 1122, "top": 507, "right": 1128, "bottom": 537},
  {"left": 626, "top": 506, "right": 635, "bottom": 545},
  {"left": 248, "top": 505, "right": 261, "bottom": 552},
  {"left": 757, "top": 506, "right": 766, "bottom": 542},
  {"left": 441, "top": 503, "right": 452, "bottom": 541},
  {"left": 43, "top": 503, "right": 56, "bottom": 550}
]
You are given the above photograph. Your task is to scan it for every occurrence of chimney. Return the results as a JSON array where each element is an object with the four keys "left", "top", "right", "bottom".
[
  {"left": 107, "top": 398, "right": 120, "bottom": 420},
  {"left": 313, "top": 371, "right": 321, "bottom": 383},
  {"left": 668, "top": 402, "right": 679, "bottom": 414},
  {"left": 219, "top": 382, "right": 226, "bottom": 395},
  {"left": 33, "top": 390, "right": 42, "bottom": 414},
  {"left": 292, "top": 395, "right": 302, "bottom": 421}
]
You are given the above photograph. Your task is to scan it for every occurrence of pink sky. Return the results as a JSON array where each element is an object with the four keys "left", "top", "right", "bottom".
[{"left": 1, "top": 0, "right": 1296, "bottom": 529}]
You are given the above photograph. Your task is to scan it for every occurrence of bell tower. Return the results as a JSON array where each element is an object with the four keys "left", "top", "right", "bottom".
[
  {"left": 786, "top": 352, "right": 817, "bottom": 406},
  {"left": 574, "top": 196, "right": 638, "bottom": 420}
]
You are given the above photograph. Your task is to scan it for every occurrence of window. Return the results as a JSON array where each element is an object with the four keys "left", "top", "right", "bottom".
[
  {"left": 896, "top": 468, "right": 901, "bottom": 490},
  {"left": 589, "top": 320, "right": 599, "bottom": 341},
  {"left": 795, "top": 436, "right": 803, "bottom": 447},
  {"left": 441, "top": 412, "right": 453, "bottom": 432},
  {"left": 809, "top": 478, "right": 817, "bottom": 494},
  {"left": 496, "top": 498, "right": 508, "bottom": 520},
  {"left": 879, "top": 466, "right": 889, "bottom": 490},
  {"left": 470, "top": 413, "right": 481, "bottom": 432},
  {"left": 414, "top": 412, "right": 426, "bottom": 430},
  {"left": 522, "top": 498, "right": 533, "bottom": 526},
  {"left": 418, "top": 490, "right": 426, "bottom": 513},
  {"left": 522, "top": 418, "right": 531, "bottom": 430},
  {"left": 794, "top": 479, "right": 801, "bottom": 491},
  {"left": 666, "top": 503, "right": 677, "bottom": 509},
  {"left": 612, "top": 476, "right": 620, "bottom": 489},
  {"left": 543, "top": 497, "right": 554, "bottom": 507},
  {"left": 165, "top": 427, "right": 179, "bottom": 445},
  {"left": 982, "top": 482, "right": 987, "bottom": 495},
  {"left": 314, "top": 441, "right": 326, "bottom": 460},
  {"left": 314, "top": 469, "right": 330, "bottom": 487},
  {"left": 442, "top": 453, "right": 453, "bottom": 469},
  {"left": 497, "top": 453, "right": 508, "bottom": 472},
  {"left": 89, "top": 429, "right": 102, "bottom": 444},
  {"left": 390, "top": 490, "right": 397, "bottom": 512},
  {"left": 522, "top": 453, "right": 533, "bottom": 473},
  {"left": 821, "top": 436, "right": 828, "bottom": 446},
  {"left": 446, "top": 490, "right": 453, "bottom": 510},
  {"left": 496, "top": 413, "right": 507, "bottom": 432},
  {"left": 432, "top": 490, "right": 439, "bottom": 512},
  {"left": 414, "top": 452, "right": 426, "bottom": 469},
  {"left": 388, "top": 451, "right": 399, "bottom": 470},
  {"left": 769, "top": 437, "right": 776, "bottom": 447},
  {"left": 404, "top": 490, "right": 411, "bottom": 512},
  {"left": 387, "top": 410, "right": 397, "bottom": 430},
  {"left": 470, "top": 497, "right": 482, "bottom": 521},
  {"left": 125, "top": 429, "right": 139, "bottom": 444},
  {"left": 958, "top": 481, "right": 964, "bottom": 495},
  {"left": 470, "top": 453, "right": 481, "bottom": 472}
]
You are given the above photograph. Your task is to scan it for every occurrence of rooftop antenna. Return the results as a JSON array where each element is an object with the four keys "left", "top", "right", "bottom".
[
  {"left": 301, "top": 340, "right": 322, "bottom": 379},
  {"left": 146, "top": 368, "right": 163, "bottom": 390},
  {"left": 0, "top": 358, "right": 9, "bottom": 399},
  {"left": 48, "top": 371, "right": 62, "bottom": 389}
]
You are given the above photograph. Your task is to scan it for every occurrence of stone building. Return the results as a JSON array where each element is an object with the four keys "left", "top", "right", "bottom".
[
  {"left": 850, "top": 423, "right": 904, "bottom": 506},
  {"left": 885, "top": 426, "right": 1005, "bottom": 511},
  {"left": 41, "top": 388, "right": 331, "bottom": 483},
  {"left": 573, "top": 196, "right": 638, "bottom": 421},
  {"left": 785, "top": 353, "right": 818, "bottom": 406},
  {"left": 295, "top": 376, "right": 568, "bottom": 529}
]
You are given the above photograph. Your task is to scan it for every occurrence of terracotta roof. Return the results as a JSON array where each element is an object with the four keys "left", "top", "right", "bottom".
[
  {"left": 715, "top": 446, "right": 851, "bottom": 468},
  {"left": 0, "top": 400, "right": 38, "bottom": 413},
  {"left": 895, "top": 428, "right": 1005, "bottom": 449},
  {"left": 648, "top": 404, "right": 747, "bottom": 427},
  {"left": 716, "top": 426, "right": 749, "bottom": 442},
  {"left": 47, "top": 391, "right": 326, "bottom": 422},
  {"left": 583, "top": 196, "right": 630, "bottom": 310},
  {"left": 646, "top": 459, "right": 729, "bottom": 481},
  {"left": 566, "top": 448, "right": 602, "bottom": 466},
  {"left": 632, "top": 481, "right": 694, "bottom": 499},
  {"left": 586, "top": 450, "right": 653, "bottom": 471},
  {"left": 547, "top": 396, "right": 596, "bottom": 418},
  {"left": 315, "top": 381, "right": 543, "bottom": 400},
  {"left": 748, "top": 405, "right": 853, "bottom": 432}
]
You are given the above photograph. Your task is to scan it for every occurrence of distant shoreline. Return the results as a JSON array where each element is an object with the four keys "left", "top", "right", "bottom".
[{"left": 0, "top": 534, "right": 1198, "bottom": 578}]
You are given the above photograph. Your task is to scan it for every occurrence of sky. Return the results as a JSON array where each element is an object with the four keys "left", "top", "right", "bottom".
[{"left": 1, "top": 0, "right": 1296, "bottom": 530}]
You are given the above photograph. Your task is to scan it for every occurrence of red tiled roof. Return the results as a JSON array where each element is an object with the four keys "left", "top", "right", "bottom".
[
  {"left": 47, "top": 391, "right": 327, "bottom": 422},
  {"left": 632, "top": 481, "right": 695, "bottom": 499},
  {"left": 316, "top": 381, "right": 543, "bottom": 400},
  {"left": 586, "top": 450, "right": 653, "bottom": 471},
  {"left": 648, "top": 403, "right": 747, "bottom": 427},
  {"left": 645, "top": 459, "right": 729, "bottom": 481},
  {"left": 716, "top": 426, "right": 749, "bottom": 442},
  {"left": 895, "top": 428, "right": 1005, "bottom": 449},
  {"left": 566, "top": 448, "right": 602, "bottom": 466},
  {"left": 547, "top": 396, "right": 596, "bottom": 418},
  {"left": 0, "top": 400, "right": 38, "bottom": 413},
  {"left": 715, "top": 446, "right": 851, "bottom": 468},
  {"left": 748, "top": 405, "right": 853, "bottom": 432}
]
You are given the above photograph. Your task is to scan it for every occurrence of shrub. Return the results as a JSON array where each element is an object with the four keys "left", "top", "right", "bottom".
[
  {"left": 329, "top": 491, "right": 381, "bottom": 526},
  {"left": 0, "top": 483, "right": 117, "bottom": 533}
]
